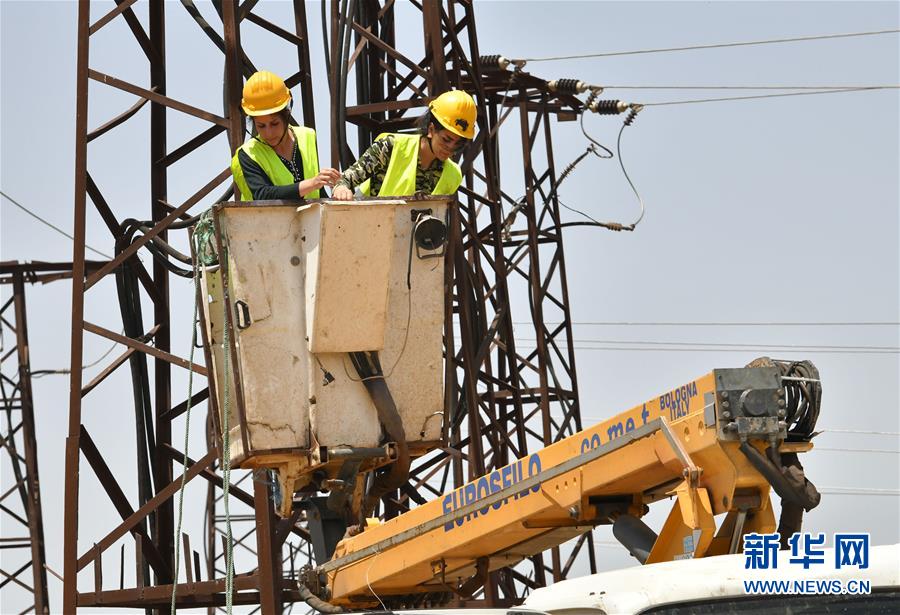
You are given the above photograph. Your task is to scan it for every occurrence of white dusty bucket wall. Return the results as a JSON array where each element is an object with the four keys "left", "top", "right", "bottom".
[
  {"left": 308, "top": 352, "right": 382, "bottom": 448},
  {"left": 200, "top": 267, "right": 245, "bottom": 463},
  {"left": 306, "top": 201, "right": 446, "bottom": 448},
  {"left": 204, "top": 201, "right": 448, "bottom": 466},
  {"left": 380, "top": 203, "right": 446, "bottom": 443},
  {"left": 220, "top": 207, "right": 311, "bottom": 454},
  {"left": 301, "top": 206, "right": 382, "bottom": 448},
  {"left": 306, "top": 205, "right": 395, "bottom": 353}
]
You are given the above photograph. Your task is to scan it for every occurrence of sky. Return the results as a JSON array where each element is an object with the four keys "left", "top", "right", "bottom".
[{"left": 1, "top": 1, "right": 898, "bottom": 613}]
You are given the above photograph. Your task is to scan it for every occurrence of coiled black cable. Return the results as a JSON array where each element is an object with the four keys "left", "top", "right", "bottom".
[
  {"left": 778, "top": 361, "right": 822, "bottom": 439},
  {"left": 745, "top": 357, "right": 822, "bottom": 439}
]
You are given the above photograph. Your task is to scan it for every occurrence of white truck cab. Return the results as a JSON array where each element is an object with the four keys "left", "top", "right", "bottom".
[{"left": 522, "top": 544, "right": 899, "bottom": 614}]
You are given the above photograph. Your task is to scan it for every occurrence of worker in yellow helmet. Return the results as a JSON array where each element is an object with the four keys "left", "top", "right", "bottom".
[
  {"left": 231, "top": 70, "right": 340, "bottom": 201},
  {"left": 331, "top": 90, "right": 477, "bottom": 199}
]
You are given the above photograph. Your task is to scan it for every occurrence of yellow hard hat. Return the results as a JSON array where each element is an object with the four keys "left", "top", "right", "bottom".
[
  {"left": 241, "top": 70, "right": 291, "bottom": 116},
  {"left": 429, "top": 90, "right": 477, "bottom": 139}
]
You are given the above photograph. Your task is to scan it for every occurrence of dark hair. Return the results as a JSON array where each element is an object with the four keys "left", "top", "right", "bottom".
[
  {"left": 416, "top": 110, "right": 470, "bottom": 159},
  {"left": 416, "top": 110, "right": 441, "bottom": 136},
  {"left": 247, "top": 106, "right": 294, "bottom": 137}
]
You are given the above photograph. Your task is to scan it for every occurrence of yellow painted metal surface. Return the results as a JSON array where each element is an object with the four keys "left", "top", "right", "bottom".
[{"left": 325, "top": 370, "right": 779, "bottom": 607}]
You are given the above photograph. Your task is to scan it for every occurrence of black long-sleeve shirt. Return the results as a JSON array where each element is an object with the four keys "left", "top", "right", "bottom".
[{"left": 236, "top": 143, "right": 332, "bottom": 200}]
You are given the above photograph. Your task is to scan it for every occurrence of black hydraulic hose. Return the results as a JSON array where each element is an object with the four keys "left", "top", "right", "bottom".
[
  {"left": 337, "top": 0, "right": 357, "bottom": 169},
  {"left": 144, "top": 243, "right": 194, "bottom": 278},
  {"left": 141, "top": 233, "right": 192, "bottom": 265},
  {"left": 165, "top": 212, "right": 203, "bottom": 230},
  {"left": 122, "top": 213, "right": 200, "bottom": 232},
  {"left": 321, "top": 0, "right": 331, "bottom": 92},
  {"left": 739, "top": 441, "right": 815, "bottom": 510},
  {"left": 297, "top": 580, "right": 345, "bottom": 614},
  {"left": 349, "top": 351, "right": 411, "bottom": 517},
  {"left": 122, "top": 219, "right": 193, "bottom": 263},
  {"left": 118, "top": 218, "right": 196, "bottom": 276},
  {"left": 113, "top": 234, "right": 157, "bottom": 586},
  {"left": 354, "top": 0, "right": 371, "bottom": 151},
  {"left": 114, "top": 250, "right": 157, "bottom": 481}
]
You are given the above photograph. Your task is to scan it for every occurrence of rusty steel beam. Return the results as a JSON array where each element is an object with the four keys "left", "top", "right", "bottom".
[
  {"left": 59, "top": 1, "right": 592, "bottom": 611},
  {"left": 63, "top": 0, "right": 91, "bottom": 609},
  {"left": 65, "top": 1, "right": 320, "bottom": 613},
  {"left": 340, "top": 1, "right": 592, "bottom": 604},
  {"left": 0, "top": 271, "right": 49, "bottom": 613}
]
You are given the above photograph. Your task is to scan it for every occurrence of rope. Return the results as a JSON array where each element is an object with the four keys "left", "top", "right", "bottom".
[
  {"left": 170, "top": 235, "right": 201, "bottom": 613},
  {"left": 221, "top": 247, "right": 235, "bottom": 614}
]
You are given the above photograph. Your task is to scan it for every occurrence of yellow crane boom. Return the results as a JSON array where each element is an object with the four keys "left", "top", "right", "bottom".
[{"left": 305, "top": 363, "right": 819, "bottom": 608}]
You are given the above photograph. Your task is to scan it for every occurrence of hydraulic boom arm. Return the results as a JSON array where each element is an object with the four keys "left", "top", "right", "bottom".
[{"left": 303, "top": 361, "right": 821, "bottom": 608}]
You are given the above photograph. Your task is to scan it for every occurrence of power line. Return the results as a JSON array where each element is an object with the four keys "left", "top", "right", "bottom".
[
  {"left": 521, "top": 321, "right": 899, "bottom": 327},
  {"left": 578, "top": 346, "right": 895, "bottom": 354},
  {"left": 816, "top": 447, "right": 899, "bottom": 455},
  {"left": 30, "top": 335, "right": 124, "bottom": 378},
  {"left": 592, "top": 541, "right": 627, "bottom": 549},
  {"left": 515, "top": 28, "right": 900, "bottom": 62},
  {"left": 644, "top": 86, "right": 899, "bottom": 107},
  {"left": 512, "top": 337, "right": 899, "bottom": 352},
  {"left": 819, "top": 428, "right": 900, "bottom": 436},
  {"left": 818, "top": 487, "right": 900, "bottom": 496},
  {"left": 1, "top": 189, "right": 112, "bottom": 259},
  {"left": 514, "top": 345, "right": 896, "bottom": 355},
  {"left": 600, "top": 84, "right": 900, "bottom": 90}
]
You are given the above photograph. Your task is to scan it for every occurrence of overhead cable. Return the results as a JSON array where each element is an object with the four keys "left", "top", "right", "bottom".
[
  {"left": 819, "top": 428, "right": 900, "bottom": 436},
  {"left": 1, "top": 190, "right": 113, "bottom": 259},
  {"left": 520, "top": 321, "right": 900, "bottom": 327},
  {"left": 644, "top": 86, "right": 898, "bottom": 107},
  {"left": 513, "top": 344, "right": 897, "bottom": 355},
  {"left": 601, "top": 83, "right": 900, "bottom": 90},
  {"left": 513, "top": 28, "right": 900, "bottom": 63},
  {"left": 511, "top": 337, "right": 900, "bottom": 351},
  {"left": 818, "top": 487, "right": 900, "bottom": 496},
  {"left": 815, "top": 447, "right": 899, "bottom": 455}
]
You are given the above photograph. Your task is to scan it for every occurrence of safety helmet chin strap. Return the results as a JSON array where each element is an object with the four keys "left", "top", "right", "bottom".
[
  {"left": 249, "top": 98, "right": 295, "bottom": 147},
  {"left": 275, "top": 125, "right": 290, "bottom": 147},
  {"left": 276, "top": 99, "right": 296, "bottom": 147}
]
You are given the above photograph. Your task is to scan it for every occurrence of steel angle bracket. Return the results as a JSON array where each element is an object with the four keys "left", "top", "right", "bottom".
[{"left": 645, "top": 418, "right": 715, "bottom": 563}]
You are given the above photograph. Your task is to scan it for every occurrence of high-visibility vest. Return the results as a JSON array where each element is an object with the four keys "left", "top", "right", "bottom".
[
  {"left": 359, "top": 133, "right": 462, "bottom": 197},
  {"left": 231, "top": 125, "right": 320, "bottom": 201}
]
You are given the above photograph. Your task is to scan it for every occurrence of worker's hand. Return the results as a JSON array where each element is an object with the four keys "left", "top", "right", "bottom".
[
  {"left": 331, "top": 185, "right": 354, "bottom": 201},
  {"left": 298, "top": 168, "right": 342, "bottom": 197},
  {"left": 319, "top": 167, "right": 342, "bottom": 186}
]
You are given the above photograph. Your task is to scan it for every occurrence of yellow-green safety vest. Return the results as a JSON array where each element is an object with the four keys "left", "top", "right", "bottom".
[
  {"left": 359, "top": 133, "right": 462, "bottom": 197},
  {"left": 231, "top": 125, "right": 321, "bottom": 201}
]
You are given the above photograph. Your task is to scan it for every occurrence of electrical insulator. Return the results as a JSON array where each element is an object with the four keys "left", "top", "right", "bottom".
[
  {"left": 480, "top": 55, "right": 510, "bottom": 71},
  {"left": 548, "top": 78, "right": 588, "bottom": 94},
  {"left": 624, "top": 104, "right": 643, "bottom": 126},
  {"left": 589, "top": 99, "right": 629, "bottom": 115}
]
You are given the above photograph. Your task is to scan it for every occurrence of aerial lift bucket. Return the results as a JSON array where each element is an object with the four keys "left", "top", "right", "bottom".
[{"left": 194, "top": 197, "right": 452, "bottom": 518}]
